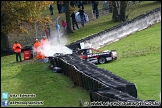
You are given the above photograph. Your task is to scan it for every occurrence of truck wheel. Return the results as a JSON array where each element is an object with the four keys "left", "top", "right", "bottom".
[{"left": 98, "top": 57, "right": 106, "bottom": 64}]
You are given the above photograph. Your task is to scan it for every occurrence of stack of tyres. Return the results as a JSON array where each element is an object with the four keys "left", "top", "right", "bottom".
[
  {"left": 89, "top": 87, "right": 122, "bottom": 102},
  {"left": 124, "top": 84, "right": 137, "bottom": 98},
  {"left": 71, "top": 66, "right": 77, "bottom": 85},
  {"left": 89, "top": 87, "right": 112, "bottom": 102},
  {"left": 64, "top": 62, "right": 70, "bottom": 76},
  {"left": 91, "top": 78, "right": 101, "bottom": 90},
  {"left": 81, "top": 73, "right": 92, "bottom": 91},
  {"left": 75, "top": 69, "right": 83, "bottom": 87},
  {"left": 60, "top": 60, "right": 68, "bottom": 76},
  {"left": 86, "top": 75, "right": 91, "bottom": 91},
  {"left": 67, "top": 63, "right": 73, "bottom": 78},
  {"left": 84, "top": 74, "right": 92, "bottom": 91},
  {"left": 80, "top": 72, "right": 87, "bottom": 89},
  {"left": 114, "top": 93, "right": 141, "bottom": 102},
  {"left": 74, "top": 67, "right": 83, "bottom": 87},
  {"left": 91, "top": 74, "right": 126, "bottom": 92},
  {"left": 62, "top": 61, "right": 68, "bottom": 76},
  {"left": 69, "top": 66, "right": 76, "bottom": 81},
  {"left": 100, "top": 76, "right": 126, "bottom": 93},
  {"left": 97, "top": 68, "right": 137, "bottom": 98},
  {"left": 72, "top": 65, "right": 81, "bottom": 86}
]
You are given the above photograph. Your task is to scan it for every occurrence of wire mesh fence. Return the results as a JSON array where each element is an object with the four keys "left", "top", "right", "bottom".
[{"left": 7, "top": 1, "right": 110, "bottom": 48}]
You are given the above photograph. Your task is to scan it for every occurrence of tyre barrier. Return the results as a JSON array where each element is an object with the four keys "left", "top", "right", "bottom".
[
  {"left": 48, "top": 54, "right": 140, "bottom": 103},
  {"left": 48, "top": 54, "right": 161, "bottom": 106},
  {"left": 89, "top": 87, "right": 161, "bottom": 107},
  {"left": 89, "top": 87, "right": 141, "bottom": 102},
  {"left": 94, "top": 68, "right": 137, "bottom": 98}
]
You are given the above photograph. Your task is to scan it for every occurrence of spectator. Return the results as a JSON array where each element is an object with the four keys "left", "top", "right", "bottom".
[
  {"left": 78, "top": 6, "right": 85, "bottom": 26},
  {"left": 61, "top": 2, "right": 66, "bottom": 13},
  {"left": 93, "top": 1, "right": 99, "bottom": 19},
  {"left": 61, "top": 19, "right": 67, "bottom": 34},
  {"left": 12, "top": 41, "right": 22, "bottom": 62},
  {"left": 78, "top": 1, "right": 84, "bottom": 10},
  {"left": 71, "top": 11, "right": 79, "bottom": 30},
  {"left": 45, "top": 29, "right": 48, "bottom": 38},
  {"left": 45, "top": 23, "right": 50, "bottom": 38},
  {"left": 49, "top": 4, "right": 54, "bottom": 15},
  {"left": 57, "top": 2, "right": 62, "bottom": 14},
  {"left": 47, "top": 24, "right": 50, "bottom": 37},
  {"left": 91, "top": 1, "right": 95, "bottom": 13}
]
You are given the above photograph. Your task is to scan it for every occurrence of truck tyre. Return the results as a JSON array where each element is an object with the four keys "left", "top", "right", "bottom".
[{"left": 98, "top": 57, "right": 106, "bottom": 64}]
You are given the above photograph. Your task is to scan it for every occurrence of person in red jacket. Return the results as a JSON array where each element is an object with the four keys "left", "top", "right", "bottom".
[
  {"left": 61, "top": 19, "right": 67, "bottom": 34},
  {"left": 12, "top": 41, "right": 22, "bottom": 62},
  {"left": 34, "top": 39, "right": 42, "bottom": 60}
]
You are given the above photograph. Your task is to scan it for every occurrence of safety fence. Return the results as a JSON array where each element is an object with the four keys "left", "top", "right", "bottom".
[
  {"left": 48, "top": 53, "right": 160, "bottom": 107},
  {"left": 66, "top": 7, "right": 161, "bottom": 50},
  {"left": 7, "top": 4, "right": 110, "bottom": 48}
]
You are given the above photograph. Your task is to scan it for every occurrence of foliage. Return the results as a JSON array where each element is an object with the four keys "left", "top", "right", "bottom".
[{"left": 1, "top": 1, "right": 54, "bottom": 35}]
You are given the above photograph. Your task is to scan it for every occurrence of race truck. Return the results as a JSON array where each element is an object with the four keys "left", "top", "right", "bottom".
[{"left": 74, "top": 48, "right": 117, "bottom": 64}]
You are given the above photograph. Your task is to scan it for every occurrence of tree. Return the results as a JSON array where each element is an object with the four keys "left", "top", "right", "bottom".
[
  {"left": 1, "top": 1, "right": 53, "bottom": 51},
  {"left": 112, "top": 1, "right": 119, "bottom": 22},
  {"left": 119, "top": 1, "right": 127, "bottom": 21},
  {"left": 64, "top": 1, "right": 73, "bottom": 33},
  {"left": 112, "top": 1, "right": 127, "bottom": 22}
]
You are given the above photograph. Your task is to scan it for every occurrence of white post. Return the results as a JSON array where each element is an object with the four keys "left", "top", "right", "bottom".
[{"left": 56, "top": 16, "right": 60, "bottom": 45}]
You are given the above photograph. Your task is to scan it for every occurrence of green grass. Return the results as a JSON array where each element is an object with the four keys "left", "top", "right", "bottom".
[
  {"left": 1, "top": 56, "right": 90, "bottom": 107},
  {"left": 98, "top": 22, "right": 161, "bottom": 101},
  {"left": 1, "top": 1, "right": 161, "bottom": 107}
]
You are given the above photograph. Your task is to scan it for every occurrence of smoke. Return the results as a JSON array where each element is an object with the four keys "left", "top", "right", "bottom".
[{"left": 34, "top": 29, "right": 72, "bottom": 57}]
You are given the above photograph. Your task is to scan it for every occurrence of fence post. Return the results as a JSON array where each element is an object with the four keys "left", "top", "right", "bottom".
[{"left": 34, "top": 20, "right": 38, "bottom": 39}]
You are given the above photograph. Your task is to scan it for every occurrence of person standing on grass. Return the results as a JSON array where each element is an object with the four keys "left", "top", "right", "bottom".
[
  {"left": 57, "top": 2, "right": 62, "bottom": 14},
  {"left": 91, "top": 1, "right": 95, "bottom": 13},
  {"left": 47, "top": 24, "right": 50, "bottom": 37},
  {"left": 61, "top": 19, "right": 67, "bottom": 34},
  {"left": 49, "top": 4, "right": 54, "bottom": 15},
  {"left": 78, "top": 6, "right": 85, "bottom": 27},
  {"left": 93, "top": 1, "right": 99, "bottom": 19},
  {"left": 71, "top": 11, "right": 79, "bottom": 30},
  {"left": 12, "top": 41, "right": 22, "bottom": 62}
]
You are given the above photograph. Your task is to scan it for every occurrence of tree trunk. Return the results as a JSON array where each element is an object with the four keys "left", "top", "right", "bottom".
[
  {"left": 112, "top": 1, "right": 119, "bottom": 22},
  {"left": 120, "top": 1, "right": 127, "bottom": 21},
  {"left": 112, "top": 1, "right": 127, "bottom": 22},
  {"left": 1, "top": 32, "right": 10, "bottom": 52},
  {"left": 64, "top": 1, "right": 73, "bottom": 33}
]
